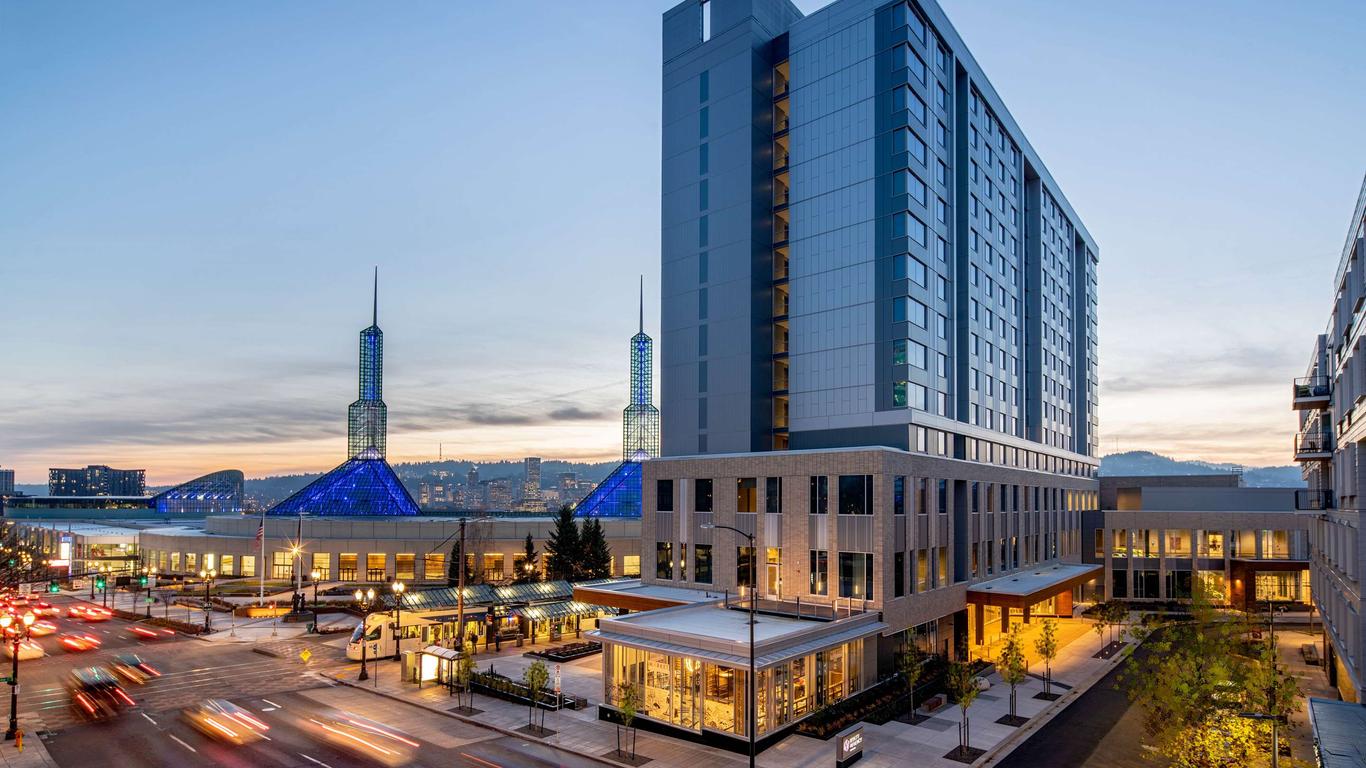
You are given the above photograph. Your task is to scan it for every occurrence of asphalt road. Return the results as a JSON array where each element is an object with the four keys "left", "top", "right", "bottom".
[
  {"left": 19, "top": 593, "right": 605, "bottom": 768},
  {"left": 994, "top": 639, "right": 1159, "bottom": 768}
]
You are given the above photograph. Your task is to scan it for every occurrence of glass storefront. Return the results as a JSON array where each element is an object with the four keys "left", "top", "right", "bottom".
[
  {"left": 1254, "top": 570, "right": 1310, "bottom": 603},
  {"left": 606, "top": 639, "right": 866, "bottom": 737}
]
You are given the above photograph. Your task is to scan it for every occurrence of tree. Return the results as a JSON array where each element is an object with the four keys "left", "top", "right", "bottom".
[
  {"left": 544, "top": 505, "right": 582, "bottom": 582},
  {"left": 515, "top": 534, "right": 540, "bottom": 584},
  {"left": 1033, "top": 618, "right": 1059, "bottom": 698},
  {"left": 946, "top": 657, "right": 980, "bottom": 758},
  {"left": 1092, "top": 604, "right": 1108, "bottom": 655},
  {"left": 580, "top": 518, "right": 613, "bottom": 580},
  {"left": 447, "top": 541, "right": 461, "bottom": 587},
  {"left": 898, "top": 639, "right": 927, "bottom": 722},
  {"left": 1106, "top": 601, "right": 1128, "bottom": 646},
  {"left": 454, "top": 640, "right": 476, "bottom": 711},
  {"left": 1246, "top": 634, "right": 1303, "bottom": 759},
  {"left": 998, "top": 625, "right": 1028, "bottom": 723},
  {"left": 615, "top": 680, "right": 641, "bottom": 759},
  {"left": 523, "top": 659, "right": 550, "bottom": 732}
]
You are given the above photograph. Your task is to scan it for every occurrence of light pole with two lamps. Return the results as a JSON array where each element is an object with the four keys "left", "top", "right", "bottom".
[
  {"left": 391, "top": 580, "right": 406, "bottom": 660},
  {"left": 198, "top": 569, "right": 217, "bottom": 632},
  {"left": 355, "top": 588, "right": 376, "bottom": 681},
  {"left": 701, "top": 522, "right": 757, "bottom": 768},
  {"left": 0, "top": 611, "right": 35, "bottom": 741}
]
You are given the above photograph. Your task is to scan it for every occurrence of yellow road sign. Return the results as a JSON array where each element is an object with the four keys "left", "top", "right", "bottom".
[{"left": 299, "top": 649, "right": 312, "bottom": 663}]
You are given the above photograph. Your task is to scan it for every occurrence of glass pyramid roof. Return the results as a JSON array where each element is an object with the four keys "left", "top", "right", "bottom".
[
  {"left": 268, "top": 448, "right": 419, "bottom": 516},
  {"left": 573, "top": 460, "right": 641, "bottom": 518}
]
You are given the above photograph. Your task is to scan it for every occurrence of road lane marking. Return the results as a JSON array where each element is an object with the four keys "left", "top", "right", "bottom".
[
  {"left": 169, "top": 734, "right": 197, "bottom": 753},
  {"left": 461, "top": 752, "right": 502, "bottom": 768},
  {"left": 262, "top": 698, "right": 281, "bottom": 708},
  {"left": 299, "top": 754, "right": 332, "bottom": 768},
  {"left": 141, "top": 713, "right": 157, "bottom": 725}
]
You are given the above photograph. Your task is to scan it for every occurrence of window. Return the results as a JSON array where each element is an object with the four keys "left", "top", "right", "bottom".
[
  {"left": 894, "top": 551, "right": 906, "bottom": 597},
  {"left": 695, "top": 544, "right": 713, "bottom": 584},
  {"left": 240, "top": 555, "right": 256, "bottom": 578},
  {"left": 699, "top": 143, "right": 709, "bottom": 174},
  {"left": 838, "top": 475, "right": 873, "bottom": 515},
  {"left": 894, "top": 170, "right": 928, "bottom": 206},
  {"left": 894, "top": 86, "right": 927, "bottom": 125},
  {"left": 424, "top": 552, "right": 445, "bottom": 581},
  {"left": 893, "top": 213, "right": 928, "bottom": 247},
  {"left": 220, "top": 554, "right": 235, "bottom": 577},
  {"left": 894, "top": 297, "right": 927, "bottom": 327},
  {"left": 894, "top": 128, "right": 927, "bottom": 166},
  {"left": 696, "top": 479, "right": 713, "bottom": 512},
  {"left": 339, "top": 553, "right": 358, "bottom": 580},
  {"left": 699, "top": 69, "right": 709, "bottom": 101},
  {"left": 701, "top": 0, "right": 711, "bottom": 41},
  {"left": 699, "top": 286, "right": 708, "bottom": 318},
  {"left": 809, "top": 476, "right": 828, "bottom": 514},
  {"left": 622, "top": 555, "right": 641, "bottom": 577},
  {"left": 186, "top": 552, "right": 198, "bottom": 573},
  {"left": 657, "top": 479, "right": 674, "bottom": 512},
  {"left": 894, "top": 477, "right": 906, "bottom": 515},
  {"left": 395, "top": 553, "right": 416, "bottom": 581},
  {"left": 765, "top": 477, "right": 782, "bottom": 514},
  {"left": 656, "top": 542, "right": 673, "bottom": 579},
  {"left": 698, "top": 179, "right": 708, "bottom": 210},
  {"left": 312, "top": 552, "right": 330, "bottom": 580},
  {"left": 838, "top": 552, "right": 874, "bottom": 599},
  {"left": 737, "top": 478, "right": 757, "bottom": 513},
  {"left": 902, "top": 45, "right": 927, "bottom": 85},
  {"left": 272, "top": 551, "right": 292, "bottom": 580},
  {"left": 367, "top": 553, "right": 386, "bottom": 581},
  {"left": 809, "top": 550, "right": 829, "bottom": 595},
  {"left": 699, "top": 215, "right": 709, "bottom": 247},
  {"left": 699, "top": 106, "right": 709, "bottom": 138},
  {"left": 737, "top": 546, "right": 756, "bottom": 588}
]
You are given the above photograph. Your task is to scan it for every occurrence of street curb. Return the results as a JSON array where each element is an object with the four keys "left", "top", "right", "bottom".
[
  {"left": 320, "top": 673, "right": 629, "bottom": 768},
  {"left": 971, "top": 642, "right": 1137, "bottom": 768}
]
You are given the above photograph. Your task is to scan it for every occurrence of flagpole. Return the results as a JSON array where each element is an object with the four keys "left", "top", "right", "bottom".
[{"left": 258, "top": 503, "right": 267, "bottom": 607}]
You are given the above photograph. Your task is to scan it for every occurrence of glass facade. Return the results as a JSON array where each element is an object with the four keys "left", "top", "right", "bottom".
[
  {"left": 268, "top": 450, "right": 419, "bottom": 517},
  {"left": 572, "top": 460, "right": 642, "bottom": 518},
  {"left": 153, "top": 470, "right": 244, "bottom": 516}
]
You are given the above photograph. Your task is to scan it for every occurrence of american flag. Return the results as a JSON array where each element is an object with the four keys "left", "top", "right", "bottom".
[{"left": 255, "top": 523, "right": 264, "bottom": 545}]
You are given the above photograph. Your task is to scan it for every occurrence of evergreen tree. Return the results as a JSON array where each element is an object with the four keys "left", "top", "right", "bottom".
[
  {"left": 544, "top": 505, "right": 582, "bottom": 581},
  {"left": 516, "top": 533, "right": 540, "bottom": 583},
  {"left": 447, "top": 541, "right": 461, "bottom": 587},
  {"left": 580, "top": 518, "right": 613, "bottom": 580}
]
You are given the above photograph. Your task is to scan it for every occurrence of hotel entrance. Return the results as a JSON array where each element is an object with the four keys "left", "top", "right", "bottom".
[{"left": 965, "top": 563, "right": 1101, "bottom": 661}]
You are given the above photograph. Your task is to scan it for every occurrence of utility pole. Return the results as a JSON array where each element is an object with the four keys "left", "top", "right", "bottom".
[{"left": 457, "top": 518, "right": 466, "bottom": 651}]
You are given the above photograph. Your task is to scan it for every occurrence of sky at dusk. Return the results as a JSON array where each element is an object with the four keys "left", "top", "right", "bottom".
[{"left": 2, "top": 0, "right": 1364, "bottom": 485}]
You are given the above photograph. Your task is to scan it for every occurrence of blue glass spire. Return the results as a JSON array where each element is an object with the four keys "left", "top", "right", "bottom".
[
  {"left": 348, "top": 268, "right": 387, "bottom": 458},
  {"left": 623, "top": 277, "right": 660, "bottom": 461}
]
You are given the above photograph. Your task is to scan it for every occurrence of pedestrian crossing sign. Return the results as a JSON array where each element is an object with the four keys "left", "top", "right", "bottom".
[{"left": 299, "top": 649, "right": 312, "bottom": 663}]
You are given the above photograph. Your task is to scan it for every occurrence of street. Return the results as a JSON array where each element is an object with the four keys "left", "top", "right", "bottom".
[{"left": 12, "top": 592, "right": 603, "bottom": 768}]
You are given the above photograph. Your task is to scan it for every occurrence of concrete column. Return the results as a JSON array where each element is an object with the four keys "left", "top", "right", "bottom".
[
  {"left": 1000, "top": 605, "right": 1010, "bottom": 632},
  {"left": 974, "top": 602, "right": 984, "bottom": 645},
  {"left": 1022, "top": 605, "right": 1032, "bottom": 624}
]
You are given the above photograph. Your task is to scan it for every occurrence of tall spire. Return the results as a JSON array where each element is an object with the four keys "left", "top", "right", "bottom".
[
  {"left": 638, "top": 275, "right": 644, "bottom": 335},
  {"left": 372, "top": 266, "right": 378, "bottom": 327}
]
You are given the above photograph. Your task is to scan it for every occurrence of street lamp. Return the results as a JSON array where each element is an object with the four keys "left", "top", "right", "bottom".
[
  {"left": 355, "top": 588, "right": 376, "bottom": 680},
  {"left": 310, "top": 568, "right": 322, "bottom": 617},
  {"left": 701, "top": 522, "right": 757, "bottom": 768},
  {"left": 100, "top": 565, "right": 110, "bottom": 608},
  {"left": 145, "top": 567, "right": 158, "bottom": 618},
  {"left": 0, "top": 611, "right": 35, "bottom": 741},
  {"left": 198, "top": 569, "right": 217, "bottom": 632},
  {"left": 391, "top": 580, "right": 406, "bottom": 660}
]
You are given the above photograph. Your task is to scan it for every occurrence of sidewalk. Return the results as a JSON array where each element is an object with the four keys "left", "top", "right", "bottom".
[{"left": 309, "top": 616, "right": 1129, "bottom": 768}]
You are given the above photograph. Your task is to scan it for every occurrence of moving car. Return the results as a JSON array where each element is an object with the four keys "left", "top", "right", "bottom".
[
  {"left": 303, "top": 710, "right": 418, "bottom": 767},
  {"left": 81, "top": 607, "right": 112, "bottom": 622},
  {"left": 28, "top": 620, "right": 57, "bottom": 637},
  {"left": 58, "top": 633, "right": 102, "bottom": 652},
  {"left": 2, "top": 640, "right": 43, "bottom": 661},
  {"left": 129, "top": 626, "right": 176, "bottom": 640},
  {"left": 68, "top": 667, "right": 135, "bottom": 722},
  {"left": 110, "top": 654, "right": 160, "bottom": 685},
  {"left": 182, "top": 700, "right": 270, "bottom": 745}
]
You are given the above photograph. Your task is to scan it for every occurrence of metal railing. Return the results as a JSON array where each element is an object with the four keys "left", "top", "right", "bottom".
[
  {"left": 1295, "top": 430, "right": 1333, "bottom": 455},
  {"left": 1294, "top": 489, "right": 1334, "bottom": 511},
  {"left": 1293, "top": 376, "right": 1330, "bottom": 399}
]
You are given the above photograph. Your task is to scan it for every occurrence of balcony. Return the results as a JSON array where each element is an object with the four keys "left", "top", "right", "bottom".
[
  {"left": 1294, "top": 430, "right": 1333, "bottom": 461},
  {"left": 1293, "top": 376, "right": 1331, "bottom": 410},
  {"left": 1295, "top": 489, "right": 1334, "bottom": 511}
]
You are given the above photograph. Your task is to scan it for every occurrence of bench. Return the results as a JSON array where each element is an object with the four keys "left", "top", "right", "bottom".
[
  {"left": 921, "top": 694, "right": 947, "bottom": 714},
  {"left": 1301, "top": 644, "right": 1321, "bottom": 666}
]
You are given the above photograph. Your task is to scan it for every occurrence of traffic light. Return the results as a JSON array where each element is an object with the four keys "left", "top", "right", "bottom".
[
  {"left": 48, "top": 581, "right": 60, "bottom": 594},
  {"left": 94, "top": 576, "right": 106, "bottom": 590},
  {"left": 5, "top": 559, "right": 13, "bottom": 568},
  {"left": 138, "top": 575, "right": 148, "bottom": 587}
]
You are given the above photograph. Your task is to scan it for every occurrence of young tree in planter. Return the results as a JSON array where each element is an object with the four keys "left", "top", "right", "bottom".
[
  {"left": 1033, "top": 618, "right": 1059, "bottom": 698},
  {"left": 455, "top": 640, "right": 476, "bottom": 711},
  {"left": 615, "top": 680, "right": 641, "bottom": 760},
  {"left": 946, "top": 658, "right": 981, "bottom": 758},
  {"left": 1106, "top": 601, "right": 1127, "bottom": 646},
  {"left": 1092, "top": 603, "right": 1109, "bottom": 656},
  {"left": 544, "top": 505, "right": 581, "bottom": 582},
  {"left": 523, "top": 659, "right": 550, "bottom": 732},
  {"left": 998, "top": 625, "right": 1028, "bottom": 723},
  {"left": 898, "top": 639, "right": 927, "bottom": 722}
]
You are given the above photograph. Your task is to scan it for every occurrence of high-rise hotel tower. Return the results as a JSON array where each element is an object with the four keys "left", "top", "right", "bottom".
[{"left": 661, "top": 0, "right": 1098, "bottom": 463}]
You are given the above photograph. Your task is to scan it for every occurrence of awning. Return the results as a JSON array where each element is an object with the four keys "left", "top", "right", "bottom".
[
  {"left": 967, "top": 563, "right": 1101, "bottom": 608},
  {"left": 419, "top": 645, "right": 463, "bottom": 662},
  {"left": 514, "top": 601, "right": 617, "bottom": 621},
  {"left": 591, "top": 620, "right": 888, "bottom": 669}
]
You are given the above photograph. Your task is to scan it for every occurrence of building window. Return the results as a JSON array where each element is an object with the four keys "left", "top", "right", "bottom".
[
  {"left": 838, "top": 475, "right": 873, "bottom": 515},
  {"left": 916, "top": 550, "right": 929, "bottom": 591},
  {"left": 696, "top": 479, "right": 714, "bottom": 512},
  {"left": 622, "top": 555, "right": 641, "bottom": 577},
  {"left": 395, "top": 553, "right": 416, "bottom": 581},
  {"left": 737, "top": 546, "right": 756, "bottom": 589},
  {"left": 424, "top": 552, "right": 445, "bottom": 581},
  {"left": 312, "top": 552, "right": 330, "bottom": 581},
  {"left": 809, "top": 550, "right": 828, "bottom": 595},
  {"left": 657, "top": 479, "right": 675, "bottom": 512},
  {"left": 272, "top": 551, "right": 292, "bottom": 580},
  {"left": 894, "top": 477, "right": 906, "bottom": 515},
  {"left": 220, "top": 554, "right": 235, "bottom": 577},
  {"left": 838, "top": 552, "right": 874, "bottom": 600},
  {"left": 695, "top": 544, "right": 713, "bottom": 584},
  {"left": 737, "top": 478, "right": 757, "bottom": 513},
  {"left": 765, "top": 477, "right": 782, "bottom": 514},
  {"left": 366, "top": 553, "right": 386, "bottom": 581},
  {"left": 656, "top": 542, "right": 673, "bottom": 580},
  {"left": 240, "top": 555, "right": 255, "bottom": 578},
  {"left": 894, "top": 551, "right": 906, "bottom": 597},
  {"left": 809, "top": 476, "right": 828, "bottom": 514},
  {"left": 186, "top": 552, "right": 198, "bottom": 573},
  {"left": 338, "top": 553, "right": 358, "bottom": 580}
]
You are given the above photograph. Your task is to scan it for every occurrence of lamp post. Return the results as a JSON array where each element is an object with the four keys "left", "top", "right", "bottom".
[
  {"left": 1, "top": 611, "right": 35, "bottom": 741},
  {"left": 144, "top": 567, "right": 157, "bottom": 618},
  {"left": 355, "top": 588, "right": 375, "bottom": 681},
  {"left": 702, "top": 522, "right": 757, "bottom": 768},
  {"left": 198, "top": 569, "right": 216, "bottom": 632},
  {"left": 391, "top": 580, "right": 406, "bottom": 660},
  {"left": 100, "top": 565, "right": 110, "bottom": 608},
  {"left": 310, "top": 568, "right": 322, "bottom": 632}
]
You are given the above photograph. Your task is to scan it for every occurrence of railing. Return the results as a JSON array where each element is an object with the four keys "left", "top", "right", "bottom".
[
  {"left": 1295, "top": 430, "right": 1332, "bottom": 455},
  {"left": 1295, "top": 489, "right": 1334, "bottom": 511},
  {"left": 1293, "top": 376, "right": 1330, "bottom": 399}
]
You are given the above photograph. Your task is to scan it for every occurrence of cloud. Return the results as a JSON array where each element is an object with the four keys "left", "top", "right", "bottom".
[
  {"left": 547, "top": 406, "right": 612, "bottom": 421},
  {"left": 1101, "top": 344, "right": 1301, "bottom": 395}
]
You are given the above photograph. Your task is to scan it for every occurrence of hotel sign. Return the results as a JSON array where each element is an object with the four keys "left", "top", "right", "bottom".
[{"left": 836, "top": 724, "right": 863, "bottom": 767}]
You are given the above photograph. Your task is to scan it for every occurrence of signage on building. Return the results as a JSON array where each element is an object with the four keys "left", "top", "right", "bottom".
[{"left": 836, "top": 724, "right": 863, "bottom": 767}]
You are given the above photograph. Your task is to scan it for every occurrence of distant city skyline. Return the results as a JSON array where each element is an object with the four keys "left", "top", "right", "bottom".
[{"left": 3, "top": 0, "right": 1365, "bottom": 483}]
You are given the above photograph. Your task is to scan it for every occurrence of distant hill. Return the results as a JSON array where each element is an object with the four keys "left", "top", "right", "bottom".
[{"left": 1099, "top": 451, "right": 1305, "bottom": 488}]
